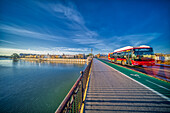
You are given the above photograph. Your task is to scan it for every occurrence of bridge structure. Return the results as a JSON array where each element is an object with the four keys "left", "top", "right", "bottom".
[{"left": 56, "top": 58, "right": 170, "bottom": 113}]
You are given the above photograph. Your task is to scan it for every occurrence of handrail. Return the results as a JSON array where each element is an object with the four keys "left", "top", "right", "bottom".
[
  {"left": 56, "top": 76, "right": 82, "bottom": 113},
  {"left": 55, "top": 58, "right": 93, "bottom": 113}
]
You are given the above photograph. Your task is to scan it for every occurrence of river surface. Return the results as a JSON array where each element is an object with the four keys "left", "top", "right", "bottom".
[{"left": 0, "top": 58, "right": 86, "bottom": 113}]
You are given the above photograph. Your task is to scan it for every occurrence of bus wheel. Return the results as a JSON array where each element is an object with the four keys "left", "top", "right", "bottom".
[
  {"left": 114, "top": 60, "right": 117, "bottom": 63},
  {"left": 121, "top": 61, "right": 125, "bottom": 65}
]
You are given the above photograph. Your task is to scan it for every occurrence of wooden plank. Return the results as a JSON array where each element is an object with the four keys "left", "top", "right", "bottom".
[{"left": 84, "top": 58, "right": 170, "bottom": 113}]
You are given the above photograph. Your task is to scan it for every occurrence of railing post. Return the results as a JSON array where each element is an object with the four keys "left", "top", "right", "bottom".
[
  {"left": 80, "top": 71, "right": 84, "bottom": 102},
  {"left": 73, "top": 94, "right": 76, "bottom": 113},
  {"left": 55, "top": 59, "right": 93, "bottom": 113}
]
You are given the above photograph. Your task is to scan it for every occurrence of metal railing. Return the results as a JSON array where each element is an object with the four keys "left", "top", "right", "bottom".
[{"left": 55, "top": 58, "right": 93, "bottom": 113}]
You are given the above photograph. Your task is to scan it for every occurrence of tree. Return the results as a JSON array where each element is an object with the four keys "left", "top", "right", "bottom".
[
  {"left": 86, "top": 53, "right": 93, "bottom": 57},
  {"left": 11, "top": 53, "right": 20, "bottom": 59}
]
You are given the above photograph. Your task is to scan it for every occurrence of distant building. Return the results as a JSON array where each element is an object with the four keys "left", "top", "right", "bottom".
[
  {"left": 19, "top": 53, "right": 86, "bottom": 59},
  {"left": 155, "top": 53, "right": 170, "bottom": 62},
  {"left": 20, "top": 53, "right": 37, "bottom": 58},
  {"left": 77, "top": 54, "right": 85, "bottom": 59},
  {"left": 95, "top": 53, "right": 107, "bottom": 58},
  {"left": 66, "top": 55, "right": 75, "bottom": 59},
  {"left": 20, "top": 53, "right": 25, "bottom": 58},
  {"left": 95, "top": 54, "right": 100, "bottom": 58},
  {"left": 40, "top": 55, "right": 45, "bottom": 58},
  {"left": 50, "top": 55, "right": 56, "bottom": 58}
]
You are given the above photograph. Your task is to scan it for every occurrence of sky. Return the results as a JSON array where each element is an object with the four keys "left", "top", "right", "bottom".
[{"left": 0, "top": 0, "right": 170, "bottom": 55}]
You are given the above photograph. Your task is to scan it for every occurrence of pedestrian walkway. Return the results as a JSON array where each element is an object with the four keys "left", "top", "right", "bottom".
[{"left": 84, "top": 58, "right": 170, "bottom": 113}]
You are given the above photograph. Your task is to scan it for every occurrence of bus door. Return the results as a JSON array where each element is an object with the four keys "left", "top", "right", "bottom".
[
  {"left": 128, "top": 51, "right": 132, "bottom": 65},
  {"left": 114, "top": 53, "right": 117, "bottom": 63},
  {"left": 127, "top": 52, "right": 130, "bottom": 65},
  {"left": 126, "top": 50, "right": 131, "bottom": 65},
  {"left": 110, "top": 53, "right": 113, "bottom": 62}
]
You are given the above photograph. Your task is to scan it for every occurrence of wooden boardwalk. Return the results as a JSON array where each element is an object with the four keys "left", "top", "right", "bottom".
[{"left": 84, "top": 58, "right": 170, "bottom": 113}]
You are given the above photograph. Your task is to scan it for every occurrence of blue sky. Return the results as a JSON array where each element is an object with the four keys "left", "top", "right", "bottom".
[{"left": 0, "top": 0, "right": 169, "bottom": 55}]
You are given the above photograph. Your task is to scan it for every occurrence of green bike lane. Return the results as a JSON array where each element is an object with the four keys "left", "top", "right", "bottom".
[{"left": 98, "top": 59, "right": 170, "bottom": 100}]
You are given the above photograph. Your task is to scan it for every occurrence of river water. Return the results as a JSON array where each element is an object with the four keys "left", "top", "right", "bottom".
[{"left": 0, "top": 58, "right": 86, "bottom": 113}]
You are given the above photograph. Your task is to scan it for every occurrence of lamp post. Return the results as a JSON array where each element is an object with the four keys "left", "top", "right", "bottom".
[{"left": 91, "top": 48, "right": 93, "bottom": 57}]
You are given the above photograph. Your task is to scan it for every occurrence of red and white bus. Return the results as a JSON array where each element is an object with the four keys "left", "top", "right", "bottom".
[{"left": 108, "top": 45, "right": 155, "bottom": 66}]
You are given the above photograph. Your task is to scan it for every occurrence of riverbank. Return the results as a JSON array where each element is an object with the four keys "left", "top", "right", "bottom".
[{"left": 20, "top": 58, "right": 87, "bottom": 62}]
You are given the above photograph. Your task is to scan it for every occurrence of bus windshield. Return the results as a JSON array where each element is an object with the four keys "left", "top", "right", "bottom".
[{"left": 133, "top": 48, "right": 155, "bottom": 61}]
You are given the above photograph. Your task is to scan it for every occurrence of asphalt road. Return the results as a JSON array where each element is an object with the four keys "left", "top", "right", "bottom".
[{"left": 85, "top": 58, "right": 170, "bottom": 113}]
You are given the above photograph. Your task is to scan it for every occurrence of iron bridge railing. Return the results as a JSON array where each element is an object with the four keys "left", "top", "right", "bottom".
[{"left": 55, "top": 58, "right": 93, "bottom": 113}]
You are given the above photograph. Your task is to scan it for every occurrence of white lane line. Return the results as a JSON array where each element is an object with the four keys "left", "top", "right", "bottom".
[
  {"left": 97, "top": 59, "right": 170, "bottom": 102},
  {"left": 146, "top": 80, "right": 170, "bottom": 91},
  {"left": 130, "top": 74, "right": 141, "bottom": 78}
]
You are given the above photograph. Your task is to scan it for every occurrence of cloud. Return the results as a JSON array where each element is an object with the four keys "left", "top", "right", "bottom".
[
  {"left": 37, "top": 1, "right": 84, "bottom": 25},
  {"left": 50, "top": 47, "right": 90, "bottom": 52},
  {"left": 72, "top": 38, "right": 102, "bottom": 45},
  {"left": 93, "top": 33, "right": 162, "bottom": 53},
  {"left": 0, "top": 39, "right": 16, "bottom": 45},
  {"left": 0, "top": 1, "right": 163, "bottom": 55},
  {"left": 0, "top": 48, "right": 42, "bottom": 56},
  {"left": 0, "top": 1, "right": 104, "bottom": 51},
  {"left": 108, "top": 33, "right": 161, "bottom": 48},
  {"left": 0, "top": 47, "right": 90, "bottom": 56},
  {"left": 37, "top": 1, "right": 105, "bottom": 48},
  {"left": 122, "top": 33, "right": 161, "bottom": 46},
  {"left": 53, "top": 4, "right": 84, "bottom": 24},
  {"left": 0, "top": 24, "right": 67, "bottom": 42}
]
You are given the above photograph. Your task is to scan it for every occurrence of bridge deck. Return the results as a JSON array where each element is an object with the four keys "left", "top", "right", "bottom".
[{"left": 84, "top": 58, "right": 170, "bottom": 113}]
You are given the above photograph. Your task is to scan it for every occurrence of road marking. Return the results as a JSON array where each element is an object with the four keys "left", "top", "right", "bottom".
[
  {"left": 97, "top": 59, "right": 170, "bottom": 102},
  {"left": 130, "top": 74, "right": 141, "bottom": 78},
  {"left": 146, "top": 80, "right": 170, "bottom": 91}
]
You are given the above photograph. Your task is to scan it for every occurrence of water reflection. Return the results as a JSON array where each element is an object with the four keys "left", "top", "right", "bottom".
[
  {"left": 20, "top": 59, "right": 86, "bottom": 68},
  {"left": 12, "top": 59, "right": 19, "bottom": 65},
  {"left": 0, "top": 58, "right": 86, "bottom": 113}
]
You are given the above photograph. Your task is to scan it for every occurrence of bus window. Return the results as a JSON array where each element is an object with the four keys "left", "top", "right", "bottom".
[
  {"left": 113, "top": 53, "right": 115, "bottom": 58},
  {"left": 124, "top": 52, "right": 127, "bottom": 58},
  {"left": 122, "top": 51, "right": 126, "bottom": 58},
  {"left": 125, "top": 52, "right": 128, "bottom": 57},
  {"left": 120, "top": 52, "right": 123, "bottom": 58},
  {"left": 114, "top": 53, "right": 117, "bottom": 58},
  {"left": 120, "top": 52, "right": 124, "bottom": 58},
  {"left": 110, "top": 53, "right": 114, "bottom": 58},
  {"left": 133, "top": 48, "right": 154, "bottom": 61},
  {"left": 117, "top": 52, "right": 121, "bottom": 58},
  {"left": 129, "top": 51, "right": 132, "bottom": 58}
]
